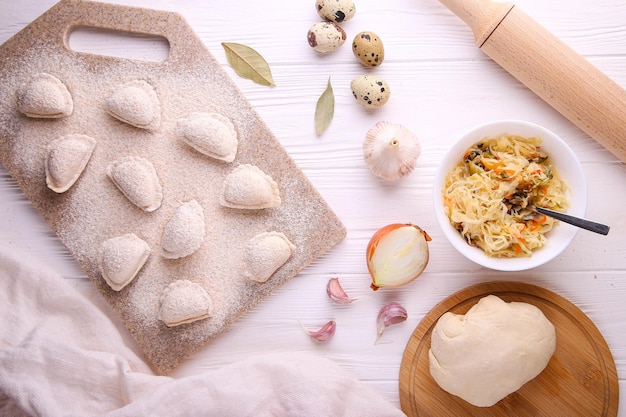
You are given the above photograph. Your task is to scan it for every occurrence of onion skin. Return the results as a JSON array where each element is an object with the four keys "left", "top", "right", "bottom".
[{"left": 366, "top": 223, "right": 431, "bottom": 291}]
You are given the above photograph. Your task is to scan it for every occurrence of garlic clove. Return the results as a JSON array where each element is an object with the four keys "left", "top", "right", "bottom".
[
  {"left": 302, "top": 320, "right": 336, "bottom": 342},
  {"left": 376, "top": 301, "right": 407, "bottom": 344},
  {"left": 363, "top": 121, "right": 421, "bottom": 181},
  {"left": 366, "top": 223, "right": 431, "bottom": 290},
  {"left": 326, "top": 277, "right": 356, "bottom": 304}
]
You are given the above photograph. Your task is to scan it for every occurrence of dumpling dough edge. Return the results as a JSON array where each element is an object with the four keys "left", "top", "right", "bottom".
[
  {"left": 98, "top": 233, "right": 151, "bottom": 292},
  {"left": 17, "top": 72, "right": 73, "bottom": 119},
  {"left": 220, "top": 164, "right": 281, "bottom": 210},
  {"left": 158, "top": 280, "right": 212, "bottom": 327},
  {"left": 244, "top": 231, "right": 296, "bottom": 283}
]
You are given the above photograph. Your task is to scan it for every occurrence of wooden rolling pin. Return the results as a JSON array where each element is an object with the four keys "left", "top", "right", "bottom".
[{"left": 439, "top": 0, "right": 626, "bottom": 163}]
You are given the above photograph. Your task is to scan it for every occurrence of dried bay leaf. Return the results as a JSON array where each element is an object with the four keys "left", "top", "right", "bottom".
[
  {"left": 221, "top": 42, "right": 276, "bottom": 87},
  {"left": 315, "top": 77, "right": 334, "bottom": 136}
]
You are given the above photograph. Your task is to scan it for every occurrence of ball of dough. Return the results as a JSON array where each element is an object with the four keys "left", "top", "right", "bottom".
[{"left": 428, "top": 295, "right": 556, "bottom": 407}]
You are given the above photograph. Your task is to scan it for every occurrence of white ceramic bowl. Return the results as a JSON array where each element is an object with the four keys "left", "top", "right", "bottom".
[{"left": 433, "top": 120, "right": 587, "bottom": 271}]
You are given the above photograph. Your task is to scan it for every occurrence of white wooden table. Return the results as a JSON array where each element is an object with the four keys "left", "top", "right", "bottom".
[{"left": 1, "top": 0, "right": 625, "bottom": 413}]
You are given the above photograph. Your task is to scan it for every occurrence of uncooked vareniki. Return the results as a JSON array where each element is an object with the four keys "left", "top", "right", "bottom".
[
  {"left": 107, "top": 156, "right": 163, "bottom": 212},
  {"left": 176, "top": 112, "right": 238, "bottom": 163},
  {"left": 106, "top": 79, "right": 161, "bottom": 130},
  {"left": 45, "top": 134, "right": 96, "bottom": 193},
  {"left": 220, "top": 164, "right": 281, "bottom": 209},
  {"left": 244, "top": 231, "right": 296, "bottom": 282},
  {"left": 158, "top": 280, "right": 212, "bottom": 327},
  {"left": 16, "top": 72, "right": 73, "bottom": 119},
  {"left": 98, "top": 233, "right": 151, "bottom": 291},
  {"left": 161, "top": 200, "right": 206, "bottom": 259}
]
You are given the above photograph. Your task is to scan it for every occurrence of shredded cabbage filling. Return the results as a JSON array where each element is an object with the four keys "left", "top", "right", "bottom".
[{"left": 442, "top": 135, "right": 569, "bottom": 257}]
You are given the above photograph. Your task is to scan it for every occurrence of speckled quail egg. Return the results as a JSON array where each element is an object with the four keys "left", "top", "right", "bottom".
[
  {"left": 307, "top": 22, "right": 347, "bottom": 53},
  {"left": 350, "top": 75, "right": 391, "bottom": 108},
  {"left": 315, "top": 0, "right": 356, "bottom": 23},
  {"left": 352, "top": 31, "right": 385, "bottom": 67}
]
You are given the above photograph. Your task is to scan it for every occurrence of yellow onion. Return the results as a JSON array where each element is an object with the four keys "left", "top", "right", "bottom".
[{"left": 366, "top": 223, "right": 431, "bottom": 290}]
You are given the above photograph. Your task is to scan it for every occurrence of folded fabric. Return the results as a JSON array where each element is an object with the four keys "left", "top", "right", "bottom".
[{"left": 0, "top": 244, "right": 405, "bottom": 417}]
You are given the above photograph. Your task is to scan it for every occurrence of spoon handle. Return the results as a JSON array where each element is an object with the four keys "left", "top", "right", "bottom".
[{"left": 535, "top": 207, "right": 610, "bottom": 236}]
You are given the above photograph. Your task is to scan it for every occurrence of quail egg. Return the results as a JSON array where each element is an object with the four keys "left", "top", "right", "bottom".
[
  {"left": 350, "top": 75, "right": 391, "bottom": 108},
  {"left": 315, "top": 0, "right": 356, "bottom": 23},
  {"left": 307, "top": 22, "right": 347, "bottom": 53},
  {"left": 352, "top": 31, "right": 385, "bottom": 67}
]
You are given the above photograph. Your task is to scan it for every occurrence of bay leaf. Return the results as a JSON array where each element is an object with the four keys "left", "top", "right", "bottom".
[
  {"left": 221, "top": 42, "right": 276, "bottom": 87},
  {"left": 315, "top": 77, "right": 334, "bottom": 136}
]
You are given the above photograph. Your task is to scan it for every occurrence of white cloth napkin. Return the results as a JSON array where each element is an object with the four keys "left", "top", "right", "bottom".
[{"left": 0, "top": 245, "right": 406, "bottom": 417}]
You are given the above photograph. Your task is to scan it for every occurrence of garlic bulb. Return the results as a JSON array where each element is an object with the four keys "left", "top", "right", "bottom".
[
  {"left": 366, "top": 223, "right": 431, "bottom": 290},
  {"left": 363, "top": 121, "right": 421, "bottom": 180}
]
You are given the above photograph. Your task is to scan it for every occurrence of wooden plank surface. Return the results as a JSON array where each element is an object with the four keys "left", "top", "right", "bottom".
[{"left": 1, "top": 0, "right": 625, "bottom": 412}]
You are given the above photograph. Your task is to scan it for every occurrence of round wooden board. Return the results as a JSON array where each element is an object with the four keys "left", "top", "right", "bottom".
[{"left": 399, "top": 281, "right": 619, "bottom": 417}]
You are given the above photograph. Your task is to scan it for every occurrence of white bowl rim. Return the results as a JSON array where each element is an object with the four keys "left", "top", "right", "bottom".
[{"left": 433, "top": 119, "right": 588, "bottom": 271}]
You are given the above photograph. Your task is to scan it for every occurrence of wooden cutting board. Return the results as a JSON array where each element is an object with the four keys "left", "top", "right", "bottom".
[
  {"left": 399, "top": 281, "right": 619, "bottom": 416},
  {"left": 0, "top": 0, "right": 346, "bottom": 373}
]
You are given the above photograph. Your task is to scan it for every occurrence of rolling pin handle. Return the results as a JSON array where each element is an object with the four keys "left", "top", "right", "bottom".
[{"left": 438, "top": 0, "right": 515, "bottom": 46}]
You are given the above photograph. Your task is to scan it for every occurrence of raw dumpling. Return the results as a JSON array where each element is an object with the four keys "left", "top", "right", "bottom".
[
  {"left": 45, "top": 134, "right": 96, "bottom": 193},
  {"left": 220, "top": 164, "right": 281, "bottom": 209},
  {"left": 176, "top": 112, "right": 238, "bottom": 163},
  {"left": 107, "top": 156, "right": 163, "bottom": 212},
  {"left": 161, "top": 200, "right": 206, "bottom": 259},
  {"left": 17, "top": 73, "right": 73, "bottom": 118},
  {"left": 158, "top": 280, "right": 212, "bottom": 327},
  {"left": 429, "top": 295, "right": 556, "bottom": 407},
  {"left": 98, "top": 233, "right": 150, "bottom": 291},
  {"left": 107, "top": 79, "right": 160, "bottom": 130},
  {"left": 244, "top": 231, "right": 296, "bottom": 282}
]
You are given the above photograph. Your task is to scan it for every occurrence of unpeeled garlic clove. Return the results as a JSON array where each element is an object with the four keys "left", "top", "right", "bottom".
[
  {"left": 366, "top": 223, "right": 431, "bottom": 290},
  {"left": 326, "top": 277, "right": 356, "bottom": 304},
  {"left": 376, "top": 301, "right": 407, "bottom": 344},
  {"left": 363, "top": 121, "right": 421, "bottom": 180},
  {"left": 302, "top": 320, "right": 336, "bottom": 342}
]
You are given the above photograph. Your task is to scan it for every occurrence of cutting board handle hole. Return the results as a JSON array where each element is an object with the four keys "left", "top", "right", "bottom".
[{"left": 67, "top": 26, "right": 170, "bottom": 62}]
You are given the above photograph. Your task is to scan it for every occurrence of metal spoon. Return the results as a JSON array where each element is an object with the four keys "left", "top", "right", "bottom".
[{"left": 535, "top": 207, "right": 610, "bottom": 235}]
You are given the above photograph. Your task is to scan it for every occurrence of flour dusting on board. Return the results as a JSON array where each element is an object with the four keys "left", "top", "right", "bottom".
[{"left": 0, "top": 0, "right": 345, "bottom": 373}]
